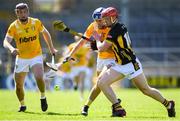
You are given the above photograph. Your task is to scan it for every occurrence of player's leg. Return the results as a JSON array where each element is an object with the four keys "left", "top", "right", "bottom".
[
  {"left": 32, "top": 63, "right": 45, "bottom": 94},
  {"left": 132, "top": 73, "right": 175, "bottom": 117},
  {"left": 84, "top": 70, "right": 101, "bottom": 103},
  {"left": 81, "top": 61, "right": 116, "bottom": 116},
  {"left": 81, "top": 68, "right": 105, "bottom": 116},
  {"left": 14, "top": 72, "right": 27, "bottom": 112},
  {"left": 84, "top": 83, "right": 101, "bottom": 106},
  {"left": 71, "top": 67, "right": 79, "bottom": 90},
  {"left": 132, "top": 73, "right": 165, "bottom": 102},
  {"left": 81, "top": 84, "right": 101, "bottom": 116},
  {"left": 81, "top": 66, "right": 106, "bottom": 116},
  {"left": 78, "top": 71, "right": 86, "bottom": 100},
  {"left": 73, "top": 75, "right": 79, "bottom": 90},
  {"left": 97, "top": 68, "right": 123, "bottom": 103},
  {"left": 14, "top": 57, "right": 30, "bottom": 112},
  {"left": 31, "top": 63, "right": 48, "bottom": 112},
  {"left": 97, "top": 68, "right": 126, "bottom": 117}
]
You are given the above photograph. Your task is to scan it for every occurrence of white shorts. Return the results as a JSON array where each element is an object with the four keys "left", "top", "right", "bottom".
[
  {"left": 15, "top": 55, "right": 43, "bottom": 73},
  {"left": 70, "top": 66, "right": 89, "bottom": 78},
  {"left": 97, "top": 58, "right": 116, "bottom": 72},
  {"left": 111, "top": 58, "right": 143, "bottom": 79}
]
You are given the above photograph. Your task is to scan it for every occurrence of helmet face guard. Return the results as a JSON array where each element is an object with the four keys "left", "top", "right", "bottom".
[
  {"left": 92, "top": 13, "right": 101, "bottom": 20},
  {"left": 101, "top": 7, "right": 118, "bottom": 27},
  {"left": 101, "top": 17, "right": 113, "bottom": 27}
]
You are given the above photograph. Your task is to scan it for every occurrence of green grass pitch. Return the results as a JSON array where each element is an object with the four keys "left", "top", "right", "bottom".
[{"left": 0, "top": 88, "right": 179, "bottom": 121}]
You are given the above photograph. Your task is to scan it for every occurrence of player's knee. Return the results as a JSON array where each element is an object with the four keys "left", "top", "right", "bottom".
[
  {"left": 97, "top": 79, "right": 107, "bottom": 89},
  {"left": 35, "top": 76, "right": 44, "bottom": 82},
  {"left": 15, "top": 84, "right": 23, "bottom": 91}
]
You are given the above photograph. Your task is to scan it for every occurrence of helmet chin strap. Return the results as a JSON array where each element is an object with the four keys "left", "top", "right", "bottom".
[
  {"left": 111, "top": 17, "right": 118, "bottom": 24},
  {"left": 109, "top": 17, "right": 118, "bottom": 27}
]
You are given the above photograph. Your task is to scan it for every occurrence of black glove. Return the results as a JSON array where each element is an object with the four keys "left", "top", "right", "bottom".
[
  {"left": 63, "top": 56, "right": 75, "bottom": 63},
  {"left": 90, "top": 40, "right": 98, "bottom": 50}
]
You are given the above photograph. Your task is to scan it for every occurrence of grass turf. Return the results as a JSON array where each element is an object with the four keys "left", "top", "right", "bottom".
[{"left": 0, "top": 88, "right": 179, "bottom": 121}]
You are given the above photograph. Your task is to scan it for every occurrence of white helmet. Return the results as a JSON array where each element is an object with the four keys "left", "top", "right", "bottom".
[{"left": 92, "top": 7, "right": 105, "bottom": 20}]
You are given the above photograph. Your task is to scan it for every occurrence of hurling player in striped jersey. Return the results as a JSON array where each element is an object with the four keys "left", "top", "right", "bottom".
[{"left": 97, "top": 7, "right": 175, "bottom": 117}]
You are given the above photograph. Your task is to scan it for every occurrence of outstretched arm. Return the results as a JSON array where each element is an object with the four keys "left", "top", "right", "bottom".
[
  {"left": 42, "top": 28, "right": 57, "bottom": 55},
  {"left": 67, "top": 38, "right": 87, "bottom": 58}
]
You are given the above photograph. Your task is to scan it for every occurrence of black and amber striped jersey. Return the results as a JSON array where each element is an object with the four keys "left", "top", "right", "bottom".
[{"left": 106, "top": 23, "right": 136, "bottom": 65}]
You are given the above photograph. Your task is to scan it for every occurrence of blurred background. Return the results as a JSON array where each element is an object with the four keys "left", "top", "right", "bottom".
[{"left": 0, "top": 0, "right": 180, "bottom": 90}]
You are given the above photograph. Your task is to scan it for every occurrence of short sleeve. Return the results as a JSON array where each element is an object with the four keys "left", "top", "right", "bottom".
[
  {"left": 6, "top": 23, "right": 15, "bottom": 38},
  {"left": 36, "top": 19, "right": 45, "bottom": 32},
  {"left": 84, "top": 23, "right": 94, "bottom": 39}
]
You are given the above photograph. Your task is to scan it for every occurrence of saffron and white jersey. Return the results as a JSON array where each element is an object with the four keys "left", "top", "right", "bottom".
[
  {"left": 84, "top": 21, "right": 115, "bottom": 59},
  {"left": 6, "top": 17, "right": 44, "bottom": 59}
]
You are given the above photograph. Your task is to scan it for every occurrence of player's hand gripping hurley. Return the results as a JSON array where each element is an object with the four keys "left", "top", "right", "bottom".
[
  {"left": 46, "top": 54, "right": 75, "bottom": 71},
  {"left": 46, "top": 54, "right": 58, "bottom": 71}
]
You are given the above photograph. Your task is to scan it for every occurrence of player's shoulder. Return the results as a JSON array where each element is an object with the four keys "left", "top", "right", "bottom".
[
  {"left": 91, "top": 21, "right": 96, "bottom": 26},
  {"left": 87, "top": 22, "right": 95, "bottom": 30},
  {"left": 84, "top": 22, "right": 95, "bottom": 36},
  {"left": 110, "top": 22, "right": 127, "bottom": 34},
  {"left": 10, "top": 19, "right": 18, "bottom": 26},
  {"left": 8, "top": 20, "right": 18, "bottom": 29},
  {"left": 114, "top": 23, "right": 126, "bottom": 30}
]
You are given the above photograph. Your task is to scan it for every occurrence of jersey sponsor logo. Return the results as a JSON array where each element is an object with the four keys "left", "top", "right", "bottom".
[{"left": 19, "top": 35, "right": 37, "bottom": 43}]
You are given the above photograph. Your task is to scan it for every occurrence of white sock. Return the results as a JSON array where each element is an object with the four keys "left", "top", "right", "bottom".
[
  {"left": 41, "top": 96, "right": 46, "bottom": 99},
  {"left": 41, "top": 92, "right": 46, "bottom": 99},
  {"left": 20, "top": 100, "right": 25, "bottom": 106}
]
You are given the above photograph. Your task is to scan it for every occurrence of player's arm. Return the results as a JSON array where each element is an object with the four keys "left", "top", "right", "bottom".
[
  {"left": 64, "top": 23, "right": 93, "bottom": 62},
  {"left": 67, "top": 38, "right": 87, "bottom": 57},
  {"left": 41, "top": 28, "right": 57, "bottom": 55},
  {"left": 3, "top": 35, "right": 19, "bottom": 56},
  {"left": 97, "top": 39, "right": 112, "bottom": 52}
]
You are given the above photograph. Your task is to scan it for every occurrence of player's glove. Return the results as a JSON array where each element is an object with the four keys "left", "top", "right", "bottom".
[
  {"left": 63, "top": 56, "right": 75, "bottom": 63},
  {"left": 90, "top": 40, "right": 98, "bottom": 50}
]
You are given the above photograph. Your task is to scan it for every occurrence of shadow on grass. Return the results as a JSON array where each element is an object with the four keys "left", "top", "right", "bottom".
[
  {"left": 95, "top": 114, "right": 168, "bottom": 119},
  {"left": 129, "top": 115, "right": 167, "bottom": 119},
  {"left": 24, "top": 111, "right": 81, "bottom": 116},
  {"left": 47, "top": 112, "right": 81, "bottom": 116},
  {"left": 24, "top": 111, "right": 42, "bottom": 115}
]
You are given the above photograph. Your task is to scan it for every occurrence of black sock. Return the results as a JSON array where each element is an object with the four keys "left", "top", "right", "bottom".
[{"left": 162, "top": 99, "right": 169, "bottom": 108}]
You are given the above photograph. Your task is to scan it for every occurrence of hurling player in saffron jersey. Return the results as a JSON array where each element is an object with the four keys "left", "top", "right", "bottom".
[{"left": 3, "top": 3, "right": 57, "bottom": 112}]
